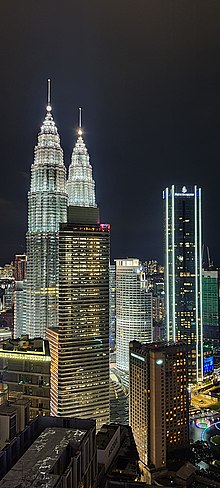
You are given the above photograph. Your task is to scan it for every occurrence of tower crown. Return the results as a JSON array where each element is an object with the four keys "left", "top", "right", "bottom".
[{"left": 67, "top": 115, "right": 97, "bottom": 208}]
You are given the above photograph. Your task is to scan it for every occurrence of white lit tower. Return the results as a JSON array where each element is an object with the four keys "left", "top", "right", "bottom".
[
  {"left": 66, "top": 108, "right": 96, "bottom": 208},
  {"left": 163, "top": 185, "right": 203, "bottom": 382},
  {"left": 47, "top": 110, "right": 110, "bottom": 429},
  {"left": 25, "top": 80, "right": 68, "bottom": 338}
]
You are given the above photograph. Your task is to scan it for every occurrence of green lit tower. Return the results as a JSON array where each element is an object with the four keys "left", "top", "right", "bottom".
[
  {"left": 202, "top": 269, "right": 219, "bottom": 346},
  {"left": 25, "top": 81, "right": 68, "bottom": 338},
  {"left": 163, "top": 185, "right": 203, "bottom": 382}
]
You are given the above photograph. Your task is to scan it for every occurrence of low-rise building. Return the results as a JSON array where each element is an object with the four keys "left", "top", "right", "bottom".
[
  {"left": 0, "top": 336, "right": 50, "bottom": 418},
  {"left": 0, "top": 416, "right": 96, "bottom": 487}
]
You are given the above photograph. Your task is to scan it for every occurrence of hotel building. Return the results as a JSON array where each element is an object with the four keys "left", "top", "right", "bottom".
[
  {"left": 163, "top": 185, "right": 203, "bottom": 382},
  {"left": 129, "top": 340, "right": 188, "bottom": 476}
]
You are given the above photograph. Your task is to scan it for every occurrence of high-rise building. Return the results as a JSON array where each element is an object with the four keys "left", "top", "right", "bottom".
[
  {"left": 115, "top": 259, "right": 153, "bottom": 373},
  {"left": 109, "top": 264, "right": 116, "bottom": 352},
  {"left": 163, "top": 185, "right": 203, "bottom": 382},
  {"left": 202, "top": 270, "right": 219, "bottom": 345},
  {"left": 143, "top": 260, "right": 165, "bottom": 340},
  {"left": 47, "top": 123, "right": 110, "bottom": 430},
  {"left": 14, "top": 255, "right": 27, "bottom": 338},
  {"left": 0, "top": 337, "right": 50, "bottom": 418},
  {"left": 129, "top": 340, "right": 188, "bottom": 480},
  {"left": 14, "top": 281, "right": 25, "bottom": 338},
  {"left": 14, "top": 254, "right": 27, "bottom": 281},
  {"left": 25, "top": 82, "right": 67, "bottom": 338}
]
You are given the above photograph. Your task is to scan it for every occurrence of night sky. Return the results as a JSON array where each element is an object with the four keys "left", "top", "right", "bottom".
[{"left": 1, "top": 1, "right": 220, "bottom": 266}]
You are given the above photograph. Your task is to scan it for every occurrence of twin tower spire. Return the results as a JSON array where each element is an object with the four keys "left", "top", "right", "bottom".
[
  {"left": 25, "top": 81, "right": 98, "bottom": 338},
  {"left": 45, "top": 78, "right": 97, "bottom": 209}
]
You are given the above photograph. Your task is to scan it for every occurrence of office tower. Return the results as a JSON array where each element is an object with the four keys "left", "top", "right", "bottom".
[
  {"left": 14, "top": 281, "right": 25, "bottom": 338},
  {"left": 129, "top": 340, "right": 188, "bottom": 479},
  {"left": 14, "top": 255, "right": 27, "bottom": 338},
  {"left": 109, "top": 264, "right": 116, "bottom": 352},
  {"left": 144, "top": 260, "right": 165, "bottom": 340},
  {"left": 14, "top": 254, "right": 27, "bottom": 281},
  {"left": 47, "top": 123, "right": 110, "bottom": 430},
  {"left": 0, "top": 416, "right": 96, "bottom": 487},
  {"left": 163, "top": 185, "right": 203, "bottom": 382},
  {"left": 25, "top": 82, "right": 67, "bottom": 338},
  {"left": 0, "top": 337, "right": 50, "bottom": 418},
  {"left": 202, "top": 270, "right": 219, "bottom": 345},
  {"left": 115, "top": 259, "right": 153, "bottom": 373}
]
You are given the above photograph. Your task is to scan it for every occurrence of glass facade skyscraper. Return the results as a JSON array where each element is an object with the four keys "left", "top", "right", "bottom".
[
  {"left": 163, "top": 185, "right": 203, "bottom": 382},
  {"left": 25, "top": 100, "right": 67, "bottom": 338},
  {"left": 202, "top": 270, "right": 219, "bottom": 345},
  {"left": 115, "top": 259, "right": 153, "bottom": 373}
]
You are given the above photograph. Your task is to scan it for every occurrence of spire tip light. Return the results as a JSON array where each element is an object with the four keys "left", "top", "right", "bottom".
[
  {"left": 47, "top": 78, "right": 52, "bottom": 112},
  {"left": 78, "top": 107, "right": 82, "bottom": 135}
]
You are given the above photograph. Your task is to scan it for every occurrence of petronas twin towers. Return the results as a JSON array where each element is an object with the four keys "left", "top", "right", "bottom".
[
  {"left": 20, "top": 83, "right": 110, "bottom": 427},
  {"left": 25, "top": 89, "right": 97, "bottom": 338}
]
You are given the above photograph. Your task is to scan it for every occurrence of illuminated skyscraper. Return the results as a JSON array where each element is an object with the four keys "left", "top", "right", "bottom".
[
  {"left": 25, "top": 81, "right": 68, "bottom": 338},
  {"left": 47, "top": 119, "right": 110, "bottom": 430},
  {"left": 202, "top": 270, "right": 219, "bottom": 345},
  {"left": 109, "top": 264, "right": 116, "bottom": 352},
  {"left": 163, "top": 185, "right": 203, "bottom": 382},
  {"left": 115, "top": 259, "right": 153, "bottom": 373},
  {"left": 129, "top": 340, "right": 188, "bottom": 479},
  {"left": 14, "top": 254, "right": 27, "bottom": 281}
]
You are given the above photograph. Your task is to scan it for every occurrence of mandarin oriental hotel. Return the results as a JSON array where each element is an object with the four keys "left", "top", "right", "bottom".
[{"left": 163, "top": 185, "right": 203, "bottom": 382}]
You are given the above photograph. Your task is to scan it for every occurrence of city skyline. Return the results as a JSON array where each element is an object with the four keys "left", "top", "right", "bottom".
[{"left": 1, "top": 2, "right": 220, "bottom": 265}]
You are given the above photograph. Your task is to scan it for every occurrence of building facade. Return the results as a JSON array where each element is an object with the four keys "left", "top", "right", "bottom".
[
  {"left": 14, "top": 254, "right": 27, "bottom": 282},
  {"left": 0, "top": 337, "right": 50, "bottom": 418},
  {"left": 202, "top": 270, "right": 219, "bottom": 345},
  {"left": 163, "top": 185, "right": 203, "bottom": 382},
  {"left": 47, "top": 128, "right": 110, "bottom": 430},
  {"left": 25, "top": 91, "right": 67, "bottom": 338},
  {"left": 109, "top": 264, "right": 116, "bottom": 352},
  {"left": 129, "top": 340, "right": 188, "bottom": 475},
  {"left": 115, "top": 259, "right": 153, "bottom": 373}
]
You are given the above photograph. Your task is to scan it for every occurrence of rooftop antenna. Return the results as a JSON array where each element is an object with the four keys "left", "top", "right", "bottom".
[
  {"left": 78, "top": 107, "right": 83, "bottom": 135},
  {"left": 47, "top": 78, "right": 52, "bottom": 112}
]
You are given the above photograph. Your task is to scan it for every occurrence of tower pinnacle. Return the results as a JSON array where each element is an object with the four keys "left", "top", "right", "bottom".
[
  {"left": 47, "top": 78, "right": 52, "bottom": 112},
  {"left": 78, "top": 107, "right": 83, "bottom": 136},
  {"left": 67, "top": 112, "right": 97, "bottom": 208}
]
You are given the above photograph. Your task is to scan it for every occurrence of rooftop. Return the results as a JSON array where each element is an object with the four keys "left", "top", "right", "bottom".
[
  {"left": 0, "top": 427, "right": 86, "bottom": 487},
  {"left": 130, "top": 340, "right": 188, "bottom": 355},
  {"left": 0, "top": 403, "right": 16, "bottom": 417},
  {"left": 97, "top": 424, "right": 119, "bottom": 451},
  {"left": 0, "top": 336, "right": 50, "bottom": 358}
]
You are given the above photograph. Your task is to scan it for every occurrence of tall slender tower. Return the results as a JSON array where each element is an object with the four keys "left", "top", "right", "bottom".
[
  {"left": 47, "top": 113, "right": 110, "bottom": 430},
  {"left": 163, "top": 185, "right": 203, "bottom": 382},
  {"left": 25, "top": 81, "right": 68, "bottom": 338}
]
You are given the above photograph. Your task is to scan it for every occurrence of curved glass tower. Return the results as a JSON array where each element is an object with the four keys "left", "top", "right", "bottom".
[{"left": 25, "top": 94, "right": 67, "bottom": 338}]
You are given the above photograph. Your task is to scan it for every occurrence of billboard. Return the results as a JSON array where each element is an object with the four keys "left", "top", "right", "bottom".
[{"left": 204, "top": 356, "right": 214, "bottom": 375}]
